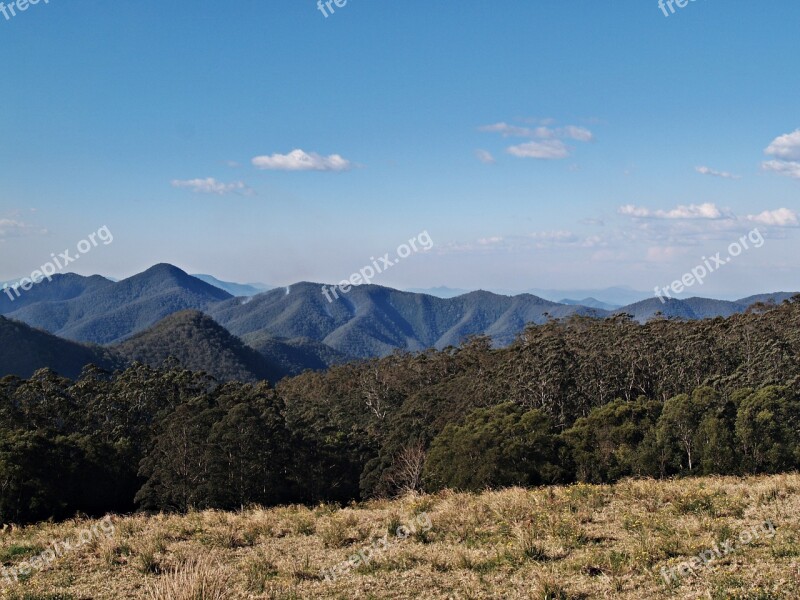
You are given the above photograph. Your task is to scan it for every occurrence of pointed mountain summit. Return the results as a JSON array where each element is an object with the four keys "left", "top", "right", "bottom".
[{"left": 3, "top": 264, "right": 233, "bottom": 344}]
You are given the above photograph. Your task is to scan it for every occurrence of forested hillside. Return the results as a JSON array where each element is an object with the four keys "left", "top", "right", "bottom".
[
  {"left": 3, "top": 264, "right": 793, "bottom": 362},
  {"left": 2, "top": 264, "right": 232, "bottom": 344},
  {"left": 0, "top": 316, "right": 123, "bottom": 379},
  {"left": 2, "top": 298, "right": 800, "bottom": 523},
  {"left": 114, "top": 310, "right": 280, "bottom": 383}
]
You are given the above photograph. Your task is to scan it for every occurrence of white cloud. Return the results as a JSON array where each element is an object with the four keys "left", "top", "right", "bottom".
[
  {"left": 618, "top": 205, "right": 651, "bottom": 218},
  {"left": 507, "top": 139, "right": 570, "bottom": 160},
  {"left": 762, "top": 130, "right": 800, "bottom": 180},
  {"left": 440, "top": 230, "right": 604, "bottom": 254},
  {"left": 0, "top": 219, "right": 46, "bottom": 238},
  {"left": 765, "top": 129, "right": 800, "bottom": 160},
  {"left": 619, "top": 203, "right": 725, "bottom": 220},
  {"left": 562, "top": 125, "right": 594, "bottom": 142},
  {"left": 529, "top": 230, "right": 579, "bottom": 243},
  {"left": 695, "top": 166, "right": 741, "bottom": 180},
  {"left": 479, "top": 119, "right": 593, "bottom": 160},
  {"left": 762, "top": 159, "right": 800, "bottom": 179},
  {"left": 171, "top": 178, "right": 252, "bottom": 195},
  {"left": 251, "top": 149, "right": 353, "bottom": 172},
  {"left": 475, "top": 149, "right": 496, "bottom": 164},
  {"left": 479, "top": 122, "right": 593, "bottom": 142},
  {"left": 478, "top": 236, "right": 504, "bottom": 245},
  {"left": 746, "top": 208, "right": 799, "bottom": 227},
  {"left": 478, "top": 122, "right": 534, "bottom": 137}
]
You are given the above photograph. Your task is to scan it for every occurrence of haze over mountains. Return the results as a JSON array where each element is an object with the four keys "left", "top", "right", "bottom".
[
  {"left": 0, "top": 263, "right": 796, "bottom": 382},
  {"left": 191, "top": 275, "right": 272, "bottom": 297}
]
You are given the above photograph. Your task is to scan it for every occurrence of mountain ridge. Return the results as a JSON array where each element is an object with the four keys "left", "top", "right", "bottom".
[{"left": 1, "top": 264, "right": 797, "bottom": 366}]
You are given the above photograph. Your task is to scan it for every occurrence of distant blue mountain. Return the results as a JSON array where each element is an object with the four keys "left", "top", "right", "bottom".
[
  {"left": 613, "top": 292, "right": 799, "bottom": 323},
  {"left": 405, "top": 286, "right": 470, "bottom": 298},
  {"left": 559, "top": 297, "right": 621, "bottom": 311},
  {"left": 192, "top": 274, "right": 272, "bottom": 297},
  {"left": 2, "top": 264, "right": 232, "bottom": 344},
  {"left": 208, "top": 283, "right": 605, "bottom": 359},
  {"left": 528, "top": 286, "right": 651, "bottom": 306},
  {"left": 2, "top": 263, "right": 797, "bottom": 370}
]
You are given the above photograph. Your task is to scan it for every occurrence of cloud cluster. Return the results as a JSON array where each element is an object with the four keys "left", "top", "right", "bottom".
[
  {"left": 763, "top": 130, "right": 800, "bottom": 179},
  {"left": 695, "top": 166, "right": 741, "bottom": 180},
  {"left": 0, "top": 219, "right": 47, "bottom": 239},
  {"left": 171, "top": 178, "right": 252, "bottom": 195},
  {"left": 478, "top": 119, "right": 594, "bottom": 161},
  {"left": 452, "top": 230, "right": 602, "bottom": 254},
  {"left": 747, "top": 208, "right": 799, "bottom": 227},
  {"left": 619, "top": 203, "right": 725, "bottom": 220},
  {"left": 507, "top": 140, "right": 570, "bottom": 160},
  {"left": 172, "top": 148, "right": 355, "bottom": 197},
  {"left": 619, "top": 202, "right": 797, "bottom": 230},
  {"left": 252, "top": 149, "right": 352, "bottom": 172}
]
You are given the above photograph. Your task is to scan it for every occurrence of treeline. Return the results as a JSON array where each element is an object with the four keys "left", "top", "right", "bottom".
[{"left": 1, "top": 298, "right": 800, "bottom": 523}]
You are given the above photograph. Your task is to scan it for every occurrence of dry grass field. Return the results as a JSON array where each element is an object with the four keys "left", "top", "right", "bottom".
[{"left": 1, "top": 474, "right": 798, "bottom": 600}]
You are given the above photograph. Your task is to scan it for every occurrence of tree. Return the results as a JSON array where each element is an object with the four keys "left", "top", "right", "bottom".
[
  {"left": 564, "top": 397, "right": 661, "bottom": 483},
  {"left": 207, "top": 382, "right": 293, "bottom": 508},
  {"left": 423, "top": 403, "right": 564, "bottom": 492},
  {"left": 736, "top": 386, "right": 800, "bottom": 473},
  {"left": 136, "top": 397, "right": 222, "bottom": 512}
]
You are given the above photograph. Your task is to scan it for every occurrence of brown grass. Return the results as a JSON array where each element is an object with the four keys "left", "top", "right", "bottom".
[{"left": 1, "top": 474, "right": 798, "bottom": 599}]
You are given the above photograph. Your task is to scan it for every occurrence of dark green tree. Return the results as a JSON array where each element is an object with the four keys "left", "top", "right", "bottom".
[{"left": 423, "top": 403, "right": 564, "bottom": 492}]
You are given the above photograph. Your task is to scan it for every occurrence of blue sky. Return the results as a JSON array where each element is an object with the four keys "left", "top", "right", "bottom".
[{"left": 2, "top": 0, "right": 799, "bottom": 298}]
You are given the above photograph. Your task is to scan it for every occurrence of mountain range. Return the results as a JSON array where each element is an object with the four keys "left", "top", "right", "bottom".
[
  {"left": 0, "top": 263, "right": 796, "bottom": 382},
  {"left": 191, "top": 275, "right": 272, "bottom": 297}
]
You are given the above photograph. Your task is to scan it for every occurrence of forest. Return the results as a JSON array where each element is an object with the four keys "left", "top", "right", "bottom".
[{"left": 2, "top": 298, "right": 799, "bottom": 524}]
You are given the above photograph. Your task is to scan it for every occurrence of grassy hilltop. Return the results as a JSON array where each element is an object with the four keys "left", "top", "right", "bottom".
[{"left": 1, "top": 474, "right": 798, "bottom": 600}]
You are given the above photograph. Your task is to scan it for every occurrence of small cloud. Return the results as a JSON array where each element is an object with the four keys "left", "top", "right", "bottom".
[
  {"left": 171, "top": 178, "right": 253, "bottom": 195},
  {"left": 480, "top": 119, "right": 593, "bottom": 160},
  {"left": 765, "top": 129, "right": 800, "bottom": 160},
  {"left": 479, "top": 121, "right": 594, "bottom": 143},
  {"left": 746, "top": 208, "right": 799, "bottom": 227},
  {"left": 478, "top": 122, "right": 534, "bottom": 137},
  {"left": 0, "top": 219, "right": 47, "bottom": 239},
  {"left": 528, "top": 230, "right": 599, "bottom": 248},
  {"left": 762, "top": 159, "right": 800, "bottom": 180},
  {"left": 507, "top": 139, "right": 570, "bottom": 160},
  {"left": 562, "top": 125, "right": 594, "bottom": 142},
  {"left": 618, "top": 205, "right": 653, "bottom": 218},
  {"left": 695, "top": 166, "right": 741, "bottom": 180},
  {"left": 762, "top": 130, "right": 800, "bottom": 180},
  {"left": 477, "top": 236, "right": 504, "bottom": 245},
  {"left": 251, "top": 149, "right": 353, "bottom": 172},
  {"left": 619, "top": 203, "right": 725, "bottom": 220},
  {"left": 475, "top": 149, "right": 496, "bottom": 164},
  {"left": 529, "top": 230, "right": 578, "bottom": 243}
]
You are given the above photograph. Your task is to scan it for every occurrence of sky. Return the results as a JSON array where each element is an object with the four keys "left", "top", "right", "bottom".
[{"left": 2, "top": 0, "right": 799, "bottom": 299}]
